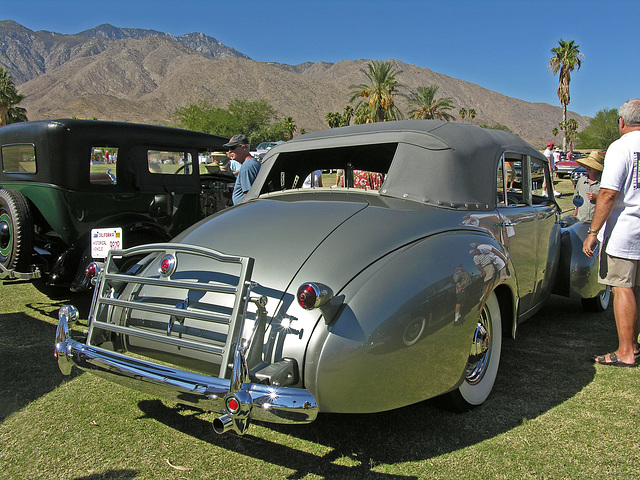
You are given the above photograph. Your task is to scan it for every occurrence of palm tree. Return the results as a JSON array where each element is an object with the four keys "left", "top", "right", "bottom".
[
  {"left": 566, "top": 118, "right": 579, "bottom": 150},
  {"left": 548, "top": 39, "right": 583, "bottom": 151},
  {"left": 407, "top": 85, "right": 455, "bottom": 121},
  {"left": 348, "top": 60, "right": 407, "bottom": 123},
  {"left": 283, "top": 116, "right": 297, "bottom": 140},
  {"left": 468, "top": 108, "right": 476, "bottom": 124},
  {"left": 325, "top": 112, "right": 341, "bottom": 128},
  {"left": 458, "top": 108, "right": 467, "bottom": 122},
  {"left": 0, "top": 67, "right": 26, "bottom": 126}
]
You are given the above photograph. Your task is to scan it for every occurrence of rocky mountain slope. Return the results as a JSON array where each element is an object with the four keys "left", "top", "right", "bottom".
[{"left": 0, "top": 20, "right": 587, "bottom": 146}]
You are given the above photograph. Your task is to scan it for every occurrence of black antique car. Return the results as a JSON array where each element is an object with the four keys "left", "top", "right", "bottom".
[{"left": 0, "top": 119, "right": 234, "bottom": 290}]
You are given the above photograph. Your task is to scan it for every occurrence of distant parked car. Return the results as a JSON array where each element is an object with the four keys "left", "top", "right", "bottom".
[
  {"left": 0, "top": 119, "right": 235, "bottom": 291},
  {"left": 255, "top": 141, "right": 284, "bottom": 159},
  {"left": 56, "top": 120, "right": 609, "bottom": 436},
  {"left": 556, "top": 158, "right": 580, "bottom": 178}
]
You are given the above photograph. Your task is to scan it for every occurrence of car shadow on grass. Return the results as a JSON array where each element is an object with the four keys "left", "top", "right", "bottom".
[
  {"left": 0, "top": 292, "right": 91, "bottom": 422},
  {"left": 136, "top": 295, "right": 616, "bottom": 477}
]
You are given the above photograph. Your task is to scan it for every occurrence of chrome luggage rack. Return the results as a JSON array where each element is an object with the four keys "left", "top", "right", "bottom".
[{"left": 55, "top": 243, "right": 318, "bottom": 434}]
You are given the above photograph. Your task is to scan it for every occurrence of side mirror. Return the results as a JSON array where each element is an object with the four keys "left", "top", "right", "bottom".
[{"left": 573, "top": 195, "right": 584, "bottom": 208}]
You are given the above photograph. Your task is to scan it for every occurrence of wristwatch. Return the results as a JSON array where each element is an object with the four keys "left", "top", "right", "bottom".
[{"left": 587, "top": 227, "right": 599, "bottom": 235}]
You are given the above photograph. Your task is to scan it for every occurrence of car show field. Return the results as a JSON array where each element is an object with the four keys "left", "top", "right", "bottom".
[
  {"left": 1, "top": 266, "right": 639, "bottom": 479},
  {"left": 1, "top": 125, "right": 639, "bottom": 479}
]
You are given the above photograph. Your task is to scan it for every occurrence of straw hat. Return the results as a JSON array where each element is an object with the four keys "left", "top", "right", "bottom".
[{"left": 577, "top": 150, "right": 605, "bottom": 171}]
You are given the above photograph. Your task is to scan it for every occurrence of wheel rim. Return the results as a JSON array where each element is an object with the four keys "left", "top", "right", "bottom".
[
  {"left": 600, "top": 286, "right": 611, "bottom": 309},
  {"left": 402, "top": 316, "right": 426, "bottom": 346},
  {"left": 0, "top": 212, "right": 12, "bottom": 260},
  {"left": 466, "top": 304, "right": 492, "bottom": 385}
]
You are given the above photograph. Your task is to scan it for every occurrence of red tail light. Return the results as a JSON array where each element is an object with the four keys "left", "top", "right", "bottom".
[
  {"left": 226, "top": 396, "right": 240, "bottom": 414},
  {"left": 85, "top": 262, "right": 99, "bottom": 278},
  {"left": 297, "top": 283, "right": 318, "bottom": 309},
  {"left": 297, "top": 283, "right": 332, "bottom": 310}
]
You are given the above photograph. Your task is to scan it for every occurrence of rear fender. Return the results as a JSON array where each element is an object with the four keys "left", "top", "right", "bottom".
[
  {"left": 554, "top": 219, "right": 604, "bottom": 299},
  {"left": 304, "top": 231, "right": 515, "bottom": 414}
]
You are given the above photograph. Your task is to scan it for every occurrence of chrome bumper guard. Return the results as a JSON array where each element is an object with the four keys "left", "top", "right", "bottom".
[
  {"left": 0, "top": 262, "right": 41, "bottom": 280},
  {"left": 54, "top": 244, "right": 318, "bottom": 434}
]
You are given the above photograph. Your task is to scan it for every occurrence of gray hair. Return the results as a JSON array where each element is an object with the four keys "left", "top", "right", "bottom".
[{"left": 619, "top": 99, "right": 640, "bottom": 126}]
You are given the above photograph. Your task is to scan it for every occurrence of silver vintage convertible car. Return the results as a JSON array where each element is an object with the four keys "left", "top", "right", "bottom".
[{"left": 55, "top": 120, "right": 608, "bottom": 435}]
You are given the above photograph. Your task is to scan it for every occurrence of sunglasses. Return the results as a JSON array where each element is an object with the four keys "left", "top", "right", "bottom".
[{"left": 228, "top": 144, "right": 244, "bottom": 151}]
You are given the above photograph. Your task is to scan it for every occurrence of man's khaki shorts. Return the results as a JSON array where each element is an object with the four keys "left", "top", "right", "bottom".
[{"left": 598, "top": 253, "right": 640, "bottom": 288}]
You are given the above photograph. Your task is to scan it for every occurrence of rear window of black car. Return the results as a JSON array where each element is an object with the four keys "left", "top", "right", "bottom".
[{"left": 1, "top": 144, "right": 36, "bottom": 173}]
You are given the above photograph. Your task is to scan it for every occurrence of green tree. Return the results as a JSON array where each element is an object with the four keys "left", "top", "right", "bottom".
[
  {"left": 172, "top": 101, "right": 237, "bottom": 136},
  {"left": 226, "top": 98, "right": 278, "bottom": 137},
  {"left": 565, "top": 118, "right": 579, "bottom": 150},
  {"left": 283, "top": 116, "right": 297, "bottom": 140},
  {"left": 0, "top": 67, "right": 27, "bottom": 126},
  {"left": 458, "top": 107, "right": 467, "bottom": 122},
  {"left": 325, "top": 112, "right": 341, "bottom": 128},
  {"left": 407, "top": 85, "right": 455, "bottom": 121},
  {"left": 468, "top": 108, "right": 476, "bottom": 124},
  {"left": 548, "top": 39, "right": 583, "bottom": 151},
  {"left": 348, "top": 60, "right": 407, "bottom": 123},
  {"left": 325, "top": 105, "right": 355, "bottom": 128},
  {"left": 552, "top": 126, "right": 559, "bottom": 141},
  {"left": 577, "top": 107, "right": 620, "bottom": 149}
]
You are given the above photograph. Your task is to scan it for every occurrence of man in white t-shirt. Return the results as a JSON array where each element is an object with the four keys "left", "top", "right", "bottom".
[{"left": 583, "top": 98, "right": 640, "bottom": 367}]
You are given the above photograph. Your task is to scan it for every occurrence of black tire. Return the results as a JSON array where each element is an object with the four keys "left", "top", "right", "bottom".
[
  {"left": 581, "top": 285, "right": 611, "bottom": 312},
  {"left": 445, "top": 292, "right": 502, "bottom": 412},
  {"left": 0, "top": 189, "right": 34, "bottom": 272}
]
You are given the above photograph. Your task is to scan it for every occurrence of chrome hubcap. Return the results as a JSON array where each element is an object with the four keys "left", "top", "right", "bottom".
[
  {"left": 0, "top": 213, "right": 11, "bottom": 258},
  {"left": 466, "top": 305, "right": 492, "bottom": 384}
]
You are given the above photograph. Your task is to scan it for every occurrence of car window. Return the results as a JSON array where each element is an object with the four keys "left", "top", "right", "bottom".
[
  {"left": 90, "top": 146, "right": 118, "bottom": 185},
  {"left": 148, "top": 150, "right": 193, "bottom": 175},
  {"left": 497, "top": 154, "right": 532, "bottom": 206},
  {"left": 1, "top": 144, "right": 36, "bottom": 173},
  {"left": 261, "top": 144, "right": 394, "bottom": 193}
]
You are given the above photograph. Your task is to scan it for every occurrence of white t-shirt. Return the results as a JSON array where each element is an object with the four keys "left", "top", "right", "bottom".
[
  {"left": 544, "top": 147, "right": 554, "bottom": 169},
  {"left": 303, "top": 170, "right": 322, "bottom": 188},
  {"left": 598, "top": 130, "right": 640, "bottom": 259}
]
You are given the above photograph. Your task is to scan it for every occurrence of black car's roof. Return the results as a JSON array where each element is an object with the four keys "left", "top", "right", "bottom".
[
  {"left": 0, "top": 119, "right": 230, "bottom": 191},
  {"left": 250, "top": 120, "right": 546, "bottom": 210}
]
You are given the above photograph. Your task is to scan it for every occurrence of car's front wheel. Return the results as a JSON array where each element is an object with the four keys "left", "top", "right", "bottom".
[
  {"left": 446, "top": 291, "right": 502, "bottom": 411},
  {"left": 0, "top": 189, "right": 33, "bottom": 273}
]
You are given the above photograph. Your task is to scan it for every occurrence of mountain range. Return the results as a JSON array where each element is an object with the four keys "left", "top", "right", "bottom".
[{"left": 0, "top": 20, "right": 587, "bottom": 147}]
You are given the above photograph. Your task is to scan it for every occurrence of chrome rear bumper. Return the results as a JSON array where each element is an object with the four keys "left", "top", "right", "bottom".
[{"left": 55, "top": 305, "right": 318, "bottom": 434}]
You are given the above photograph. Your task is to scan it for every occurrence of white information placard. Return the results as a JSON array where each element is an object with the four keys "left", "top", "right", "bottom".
[{"left": 91, "top": 227, "right": 123, "bottom": 259}]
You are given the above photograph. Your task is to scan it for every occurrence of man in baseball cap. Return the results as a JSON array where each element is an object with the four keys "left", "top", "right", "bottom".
[{"left": 224, "top": 134, "right": 261, "bottom": 205}]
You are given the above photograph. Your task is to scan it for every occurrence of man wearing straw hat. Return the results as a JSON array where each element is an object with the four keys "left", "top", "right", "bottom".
[
  {"left": 583, "top": 99, "right": 640, "bottom": 367},
  {"left": 572, "top": 150, "right": 605, "bottom": 222}
]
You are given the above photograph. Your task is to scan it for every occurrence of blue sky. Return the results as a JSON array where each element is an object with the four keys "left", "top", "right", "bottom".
[{"left": 3, "top": 0, "right": 637, "bottom": 118}]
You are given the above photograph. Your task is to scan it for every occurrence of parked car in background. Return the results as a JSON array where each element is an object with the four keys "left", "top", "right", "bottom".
[
  {"left": 555, "top": 152, "right": 582, "bottom": 178},
  {"left": 0, "top": 119, "right": 235, "bottom": 290},
  {"left": 56, "top": 120, "right": 608, "bottom": 437},
  {"left": 254, "top": 141, "right": 284, "bottom": 159}
]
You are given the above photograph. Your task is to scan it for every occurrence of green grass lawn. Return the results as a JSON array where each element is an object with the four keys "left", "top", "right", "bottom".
[{"left": 1, "top": 177, "right": 639, "bottom": 479}]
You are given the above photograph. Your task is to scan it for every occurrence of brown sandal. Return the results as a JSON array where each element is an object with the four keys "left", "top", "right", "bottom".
[{"left": 594, "top": 352, "right": 636, "bottom": 368}]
